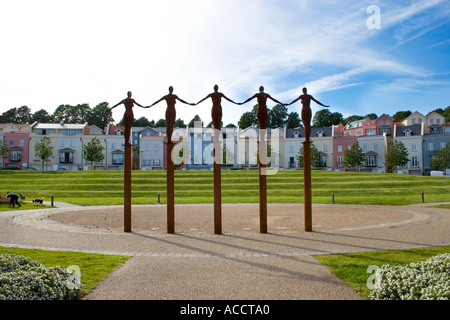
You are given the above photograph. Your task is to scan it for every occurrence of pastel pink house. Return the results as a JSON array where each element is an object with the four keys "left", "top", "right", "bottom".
[{"left": 0, "top": 123, "right": 31, "bottom": 169}]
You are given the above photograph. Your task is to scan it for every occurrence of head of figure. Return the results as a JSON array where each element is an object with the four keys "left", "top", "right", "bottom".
[
  {"left": 169, "top": 86, "right": 174, "bottom": 93},
  {"left": 127, "top": 91, "right": 132, "bottom": 98},
  {"left": 259, "top": 86, "right": 264, "bottom": 92},
  {"left": 302, "top": 87, "right": 307, "bottom": 94},
  {"left": 214, "top": 84, "right": 219, "bottom": 92}
]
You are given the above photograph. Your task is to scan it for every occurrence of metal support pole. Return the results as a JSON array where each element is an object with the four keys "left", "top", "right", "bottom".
[
  {"left": 332, "top": 192, "right": 335, "bottom": 204},
  {"left": 303, "top": 140, "right": 312, "bottom": 232},
  {"left": 421, "top": 190, "right": 424, "bottom": 203},
  {"left": 158, "top": 192, "right": 160, "bottom": 204},
  {"left": 124, "top": 144, "right": 132, "bottom": 232},
  {"left": 259, "top": 136, "right": 268, "bottom": 233},
  {"left": 213, "top": 134, "right": 222, "bottom": 234},
  {"left": 51, "top": 194, "right": 54, "bottom": 207},
  {"left": 167, "top": 141, "right": 175, "bottom": 233}
]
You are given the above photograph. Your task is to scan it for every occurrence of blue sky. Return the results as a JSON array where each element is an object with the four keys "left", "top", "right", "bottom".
[{"left": 1, "top": 0, "right": 449, "bottom": 126}]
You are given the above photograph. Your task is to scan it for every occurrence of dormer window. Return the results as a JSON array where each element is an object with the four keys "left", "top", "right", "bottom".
[
  {"left": 404, "top": 129, "right": 412, "bottom": 137},
  {"left": 317, "top": 130, "right": 324, "bottom": 138},
  {"left": 115, "top": 129, "right": 123, "bottom": 136},
  {"left": 293, "top": 132, "right": 300, "bottom": 138}
]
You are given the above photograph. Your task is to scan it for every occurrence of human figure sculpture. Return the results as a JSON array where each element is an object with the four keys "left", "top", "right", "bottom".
[
  {"left": 147, "top": 86, "right": 194, "bottom": 142},
  {"left": 111, "top": 91, "right": 146, "bottom": 146},
  {"left": 288, "top": 87, "right": 329, "bottom": 141},
  {"left": 239, "top": 86, "right": 285, "bottom": 129},
  {"left": 195, "top": 84, "right": 238, "bottom": 129}
]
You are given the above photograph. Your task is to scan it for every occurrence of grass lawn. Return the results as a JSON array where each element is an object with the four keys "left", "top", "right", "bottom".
[
  {"left": 1, "top": 170, "right": 449, "bottom": 206},
  {"left": 0, "top": 202, "right": 51, "bottom": 212},
  {"left": 314, "top": 245, "right": 450, "bottom": 299},
  {"left": 0, "top": 246, "right": 130, "bottom": 296}
]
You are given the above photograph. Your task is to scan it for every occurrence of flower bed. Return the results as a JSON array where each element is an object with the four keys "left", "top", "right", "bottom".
[
  {"left": 0, "top": 254, "right": 82, "bottom": 300},
  {"left": 369, "top": 253, "right": 450, "bottom": 300}
]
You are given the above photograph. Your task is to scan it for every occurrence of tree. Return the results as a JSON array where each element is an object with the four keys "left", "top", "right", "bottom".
[
  {"left": 365, "top": 113, "right": 378, "bottom": 120},
  {"left": 88, "top": 102, "right": 114, "bottom": 129},
  {"left": 154, "top": 118, "right": 167, "bottom": 127},
  {"left": 268, "top": 104, "right": 288, "bottom": 128},
  {"left": 296, "top": 140, "right": 320, "bottom": 167},
  {"left": 0, "top": 108, "right": 18, "bottom": 123},
  {"left": 133, "top": 116, "right": 153, "bottom": 127},
  {"left": 344, "top": 115, "right": 364, "bottom": 124},
  {"left": 32, "top": 109, "right": 54, "bottom": 123},
  {"left": 16, "top": 106, "right": 32, "bottom": 124},
  {"left": 343, "top": 142, "right": 365, "bottom": 170},
  {"left": 53, "top": 103, "right": 92, "bottom": 124},
  {"left": 312, "top": 109, "right": 344, "bottom": 127},
  {"left": 174, "top": 118, "right": 187, "bottom": 128},
  {"left": 392, "top": 110, "right": 412, "bottom": 123},
  {"left": 286, "top": 112, "right": 302, "bottom": 128},
  {"left": 238, "top": 106, "right": 257, "bottom": 129},
  {"left": 384, "top": 140, "right": 409, "bottom": 173},
  {"left": 188, "top": 114, "right": 203, "bottom": 127},
  {"left": 0, "top": 139, "right": 10, "bottom": 168},
  {"left": 35, "top": 136, "right": 54, "bottom": 171},
  {"left": 430, "top": 142, "right": 450, "bottom": 171},
  {"left": 225, "top": 123, "right": 236, "bottom": 128},
  {"left": 83, "top": 137, "right": 105, "bottom": 170}
]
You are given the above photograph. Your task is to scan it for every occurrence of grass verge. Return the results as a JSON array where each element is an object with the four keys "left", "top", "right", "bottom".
[
  {"left": 0, "top": 246, "right": 130, "bottom": 296},
  {"left": 313, "top": 245, "right": 450, "bottom": 299}
]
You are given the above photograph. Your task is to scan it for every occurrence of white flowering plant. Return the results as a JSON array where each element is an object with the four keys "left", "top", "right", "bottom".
[
  {"left": 369, "top": 253, "right": 450, "bottom": 300},
  {"left": 0, "top": 254, "right": 83, "bottom": 300}
]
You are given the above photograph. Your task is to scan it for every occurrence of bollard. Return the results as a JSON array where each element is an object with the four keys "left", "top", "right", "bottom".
[
  {"left": 421, "top": 190, "right": 424, "bottom": 203},
  {"left": 51, "top": 194, "right": 54, "bottom": 207},
  {"left": 158, "top": 192, "right": 160, "bottom": 204},
  {"left": 332, "top": 192, "right": 335, "bottom": 204}
]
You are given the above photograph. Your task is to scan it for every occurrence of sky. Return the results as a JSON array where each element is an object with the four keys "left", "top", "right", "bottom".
[{"left": 1, "top": 0, "right": 450, "bottom": 127}]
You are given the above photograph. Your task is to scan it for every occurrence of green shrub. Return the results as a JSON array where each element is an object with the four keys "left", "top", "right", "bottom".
[
  {"left": 369, "top": 253, "right": 450, "bottom": 300},
  {"left": 0, "top": 254, "right": 82, "bottom": 300}
]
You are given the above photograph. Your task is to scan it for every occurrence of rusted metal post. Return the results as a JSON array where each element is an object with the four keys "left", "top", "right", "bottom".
[
  {"left": 167, "top": 140, "right": 175, "bottom": 234},
  {"left": 124, "top": 144, "right": 132, "bottom": 232},
  {"left": 303, "top": 140, "right": 312, "bottom": 232},
  {"left": 213, "top": 134, "right": 222, "bottom": 234},
  {"left": 259, "top": 136, "right": 268, "bottom": 233}
]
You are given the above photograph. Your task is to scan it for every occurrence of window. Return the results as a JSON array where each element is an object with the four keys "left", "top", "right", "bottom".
[
  {"left": 428, "top": 143, "right": 434, "bottom": 151},
  {"left": 363, "top": 144, "right": 368, "bottom": 151},
  {"left": 430, "top": 119, "right": 434, "bottom": 124},
  {"left": 418, "top": 118, "right": 422, "bottom": 123},
  {"left": 145, "top": 144, "right": 149, "bottom": 150},
  {"left": 154, "top": 144, "right": 159, "bottom": 150},
  {"left": 64, "top": 130, "right": 77, "bottom": 136},
  {"left": 293, "top": 132, "right": 299, "bottom": 138},
  {"left": 440, "top": 142, "right": 446, "bottom": 149},
  {"left": 112, "top": 152, "right": 124, "bottom": 164},
  {"left": 379, "top": 128, "right": 391, "bottom": 136},
  {"left": 412, "top": 144, "right": 417, "bottom": 151},
  {"left": 19, "top": 139, "right": 24, "bottom": 146},
  {"left": 446, "top": 127, "right": 450, "bottom": 133},
  {"left": 374, "top": 143, "right": 379, "bottom": 150},
  {"left": 323, "top": 144, "right": 328, "bottom": 151},
  {"left": 412, "top": 118, "right": 416, "bottom": 123},
  {"left": 289, "top": 145, "right": 294, "bottom": 152},
  {"left": 38, "top": 129, "right": 50, "bottom": 135},
  {"left": 366, "top": 129, "right": 376, "bottom": 136},
  {"left": 115, "top": 130, "right": 122, "bottom": 136},
  {"left": 386, "top": 120, "right": 390, "bottom": 124},
  {"left": 337, "top": 156, "right": 343, "bottom": 167},
  {"left": 411, "top": 156, "right": 419, "bottom": 167},
  {"left": 365, "top": 155, "right": 376, "bottom": 167},
  {"left": 60, "top": 141, "right": 65, "bottom": 147},
  {"left": 10, "top": 150, "right": 21, "bottom": 162},
  {"left": 317, "top": 131, "right": 323, "bottom": 138},
  {"left": 437, "top": 118, "right": 441, "bottom": 124},
  {"left": 379, "top": 120, "right": 383, "bottom": 125},
  {"left": 9, "top": 140, "right": 13, "bottom": 146},
  {"left": 59, "top": 151, "right": 74, "bottom": 163},
  {"left": 338, "top": 145, "right": 343, "bottom": 152},
  {"left": 404, "top": 130, "right": 411, "bottom": 136}
]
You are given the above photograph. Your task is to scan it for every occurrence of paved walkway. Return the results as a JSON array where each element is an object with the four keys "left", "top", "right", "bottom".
[{"left": 0, "top": 202, "right": 449, "bottom": 300}]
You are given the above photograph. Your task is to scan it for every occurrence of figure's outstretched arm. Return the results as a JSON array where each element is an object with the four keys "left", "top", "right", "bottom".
[
  {"left": 148, "top": 96, "right": 166, "bottom": 108},
  {"left": 195, "top": 94, "right": 211, "bottom": 105},
  {"left": 175, "top": 95, "right": 195, "bottom": 106},
  {"left": 221, "top": 93, "right": 237, "bottom": 105},
  {"left": 238, "top": 94, "right": 256, "bottom": 105},
  {"left": 134, "top": 100, "right": 146, "bottom": 108},
  {"left": 287, "top": 96, "right": 301, "bottom": 106},
  {"left": 110, "top": 100, "right": 123, "bottom": 110},
  {"left": 311, "top": 96, "right": 329, "bottom": 108},
  {"left": 268, "top": 95, "right": 286, "bottom": 106}
]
